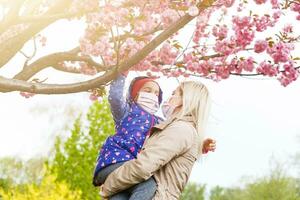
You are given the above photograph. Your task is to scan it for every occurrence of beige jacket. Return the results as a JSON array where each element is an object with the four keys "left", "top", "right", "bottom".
[{"left": 102, "top": 115, "right": 200, "bottom": 200}]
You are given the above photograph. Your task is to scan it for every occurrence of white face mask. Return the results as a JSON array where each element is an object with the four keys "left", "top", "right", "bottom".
[{"left": 136, "top": 92, "right": 159, "bottom": 114}]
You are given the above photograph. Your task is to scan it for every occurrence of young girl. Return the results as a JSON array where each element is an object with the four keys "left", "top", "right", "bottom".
[{"left": 93, "top": 73, "right": 163, "bottom": 200}]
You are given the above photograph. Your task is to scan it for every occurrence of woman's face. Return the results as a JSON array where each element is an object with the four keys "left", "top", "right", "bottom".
[{"left": 168, "top": 86, "right": 182, "bottom": 107}]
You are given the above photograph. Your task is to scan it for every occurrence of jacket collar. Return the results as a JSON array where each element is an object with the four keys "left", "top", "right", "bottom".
[{"left": 152, "top": 115, "right": 195, "bottom": 132}]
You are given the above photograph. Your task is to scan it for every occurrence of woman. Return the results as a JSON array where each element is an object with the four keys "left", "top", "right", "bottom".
[{"left": 100, "top": 81, "right": 215, "bottom": 200}]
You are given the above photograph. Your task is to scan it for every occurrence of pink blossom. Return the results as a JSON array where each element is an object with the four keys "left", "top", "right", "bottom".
[
  {"left": 232, "top": 16, "right": 252, "bottom": 29},
  {"left": 278, "top": 62, "right": 299, "bottom": 86},
  {"left": 158, "top": 43, "right": 179, "bottom": 65},
  {"left": 291, "top": 2, "right": 300, "bottom": 12},
  {"left": 79, "top": 62, "right": 97, "bottom": 75},
  {"left": 235, "top": 29, "right": 255, "bottom": 47},
  {"left": 183, "top": 53, "right": 194, "bottom": 63},
  {"left": 197, "top": 61, "right": 212, "bottom": 76},
  {"left": 133, "top": 17, "right": 158, "bottom": 35},
  {"left": 193, "top": 11, "right": 211, "bottom": 43},
  {"left": 267, "top": 42, "right": 294, "bottom": 63},
  {"left": 254, "top": 15, "right": 273, "bottom": 32},
  {"left": 283, "top": 24, "right": 293, "bottom": 34},
  {"left": 227, "top": 58, "right": 239, "bottom": 72},
  {"left": 212, "top": 25, "right": 228, "bottom": 40},
  {"left": 70, "top": 0, "right": 98, "bottom": 13},
  {"left": 254, "top": 0, "right": 267, "bottom": 5},
  {"left": 290, "top": 3, "right": 300, "bottom": 20},
  {"left": 237, "top": 3, "right": 245, "bottom": 12},
  {"left": 239, "top": 57, "right": 255, "bottom": 72},
  {"left": 161, "top": 9, "right": 180, "bottom": 28},
  {"left": 272, "top": 11, "right": 282, "bottom": 20},
  {"left": 89, "top": 94, "right": 99, "bottom": 101},
  {"left": 188, "top": 6, "right": 199, "bottom": 16},
  {"left": 20, "top": 92, "right": 35, "bottom": 98},
  {"left": 186, "top": 61, "right": 197, "bottom": 72},
  {"left": 219, "top": 0, "right": 235, "bottom": 7},
  {"left": 254, "top": 40, "right": 268, "bottom": 53},
  {"left": 214, "top": 38, "right": 240, "bottom": 55},
  {"left": 270, "top": 0, "right": 279, "bottom": 9},
  {"left": 256, "top": 61, "right": 279, "bottom": 76},
  {"left": 39, "top": 36, "right": 47, "bottom": 47},
  {"left": 215, "top": 65, "right": 230, "bottom": 79}
]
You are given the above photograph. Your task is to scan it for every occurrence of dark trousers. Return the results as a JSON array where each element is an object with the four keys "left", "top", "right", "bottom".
[{"left": 93, "top": 162, "right": 157, "bottom": 200}]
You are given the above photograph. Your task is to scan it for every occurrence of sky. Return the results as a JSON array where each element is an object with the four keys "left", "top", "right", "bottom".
[{"left": 0, "top": 2, "right": 300, "bottom": 191}]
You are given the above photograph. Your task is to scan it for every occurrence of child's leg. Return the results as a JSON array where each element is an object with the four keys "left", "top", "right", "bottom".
[
  {"left": 93, "top": 162, "right": 125, "bottom": 186},
  {"left": 109, "top": 191, "right": 129, "bottom": 200},
  {"left": 128, "top": 177, "right": 157, "bottom": 200}
]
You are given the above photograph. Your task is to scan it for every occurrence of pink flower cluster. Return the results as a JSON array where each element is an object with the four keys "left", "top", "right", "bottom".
[
  {"left": 70, "top": 0, "right": 99, "bottom": 13},
  {"left": 37, "top": 34, "right": 47, "bottom": 47},
  {"left": 158, "top": 43, "right": 179, "bottom": 65},
  {"left": 254, "top": 0, "right": 267, "bottom": 5},
  {"left": 267, "top": 42, "right": 294, "bottom": 63},
  {"left": 79, "top": 62, "right": 97, "bottom": 76},
  {"left": 283, "top": 24, "right": 293, "bottom": 34},
  {"left": 161, "top": 9, "right": 180, "bottom": 28},
  {"left": 193, "top": 10, "right": 212, "bottom": 43},
  {"left": 270, "top": 0, "right": 279, "bottom": 9},
  {"left": 133, "top": 16, "right": 159, "bottom": 36},
  {"left": 132, "top": 42, "right": 178, "bottom": 73},
  {"left": 80, "top": 36, "right": 112, "bottom": 57},
  {"left": 253, "top": 15, "right": 275, "bottom": 32},
  {"left": 212, "top": 25, "right": 228, "bottom": 40},
  {"left": 254, "top": 40, "right": 268, "bottom": 53},
  {"left": 290, "top": 2, "right": 300, "bottom": 20},
  {"left": 239, "top": 57, "right": 255, "bottom": 72},
  {"left": 20, "top": 92, "right": 35, "bottom": 98},
  {"left": 218, "top": 0, "right": 235, "bottom": 8},
  {"left": 278, "top": 62, "right": 299, "bottom": 86},
  {"left": 120, "top": 38, "right": 146, "bottom": 59},
  {"left": 256, "top": 61, "right": 279, "bottom": 76},
  {"left": 232, "top": 16, "right": 255, "bottom": 47},
  {"left": 87, "top": 6, "right": 129, "bottom": 29},
  {"left": 214, "top": 39, "right": 236, "bottom": 55},
  {"left": 183, "top": 53, "right": 212, "bottom": 76}
]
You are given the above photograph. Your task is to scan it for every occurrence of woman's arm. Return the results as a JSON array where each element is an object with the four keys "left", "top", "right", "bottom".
[
  {"left": 108, "top": 74, "right": 129, "bottom": 122},
  {"left": 101, "top": 121, "right": 195, "bottom": 197}
]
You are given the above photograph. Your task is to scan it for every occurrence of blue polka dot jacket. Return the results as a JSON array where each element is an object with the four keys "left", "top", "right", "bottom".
[{"left": 93, "top": 74, "right": 163, "bottom": 178}]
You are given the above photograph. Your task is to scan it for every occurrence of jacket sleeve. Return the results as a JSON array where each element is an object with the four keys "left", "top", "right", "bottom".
[
  {"left": 108, "top": 74, "right": 129, "bottom": 122},
  {"left": 102, "top": 121, "right": 195, "bottom": 197}
]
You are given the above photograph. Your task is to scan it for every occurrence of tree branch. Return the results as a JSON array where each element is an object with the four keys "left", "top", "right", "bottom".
[
  {"left": 0, "top": 0, "right": 24, "bottom": 34},
  {"left": 13, "top": 51, "right": 108, "bottom": 81},
  {"left": 0, "top": 0, "right": 215, "bottom": 94},
  {"left": 0, "top": 0, "right": 73, "bottom": 68}
]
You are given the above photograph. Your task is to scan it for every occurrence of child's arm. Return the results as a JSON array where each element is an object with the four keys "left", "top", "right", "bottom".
[{"left": 108, "top": 74, "right": 129, "bottom": 122}]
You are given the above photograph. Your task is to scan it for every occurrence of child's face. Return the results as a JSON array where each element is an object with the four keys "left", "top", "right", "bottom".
[{"left": 138, "top": 81, "right": 160, "bottom": 97}]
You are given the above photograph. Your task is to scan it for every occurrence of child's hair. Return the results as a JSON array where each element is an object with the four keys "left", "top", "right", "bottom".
[
  {"left": 128, "top": 76, "right": 163, "bottom": 104},
  {"left": 177, "top": 81, "right": 211, "bottom": 155}
]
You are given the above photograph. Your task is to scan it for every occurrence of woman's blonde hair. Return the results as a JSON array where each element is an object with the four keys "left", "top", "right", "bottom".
[{"left": 177, "top": 81, "right": 211, "bottom": 154}]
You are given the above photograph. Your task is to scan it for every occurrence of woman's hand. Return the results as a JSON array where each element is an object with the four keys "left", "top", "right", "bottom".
[
  {"left": 99, "top": 185, "right": 109, "bottom": 200},
  {"left": 202, "top": 138, "right": 216, "bottom": 154}
]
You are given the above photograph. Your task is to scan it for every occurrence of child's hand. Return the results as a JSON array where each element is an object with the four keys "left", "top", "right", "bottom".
[
  {"left": 121, "top": 70, "right": 129, "bottom": 77},
  {"left": 202, "top": 138, "right": 216, "bottom": 154}
]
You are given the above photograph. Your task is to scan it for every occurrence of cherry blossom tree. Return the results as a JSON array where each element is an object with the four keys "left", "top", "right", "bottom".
[{"left": 0, "top": 0, "right": 299, "bottom": 98}]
